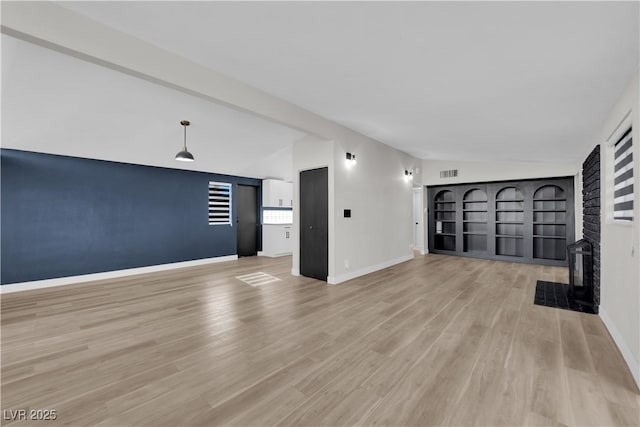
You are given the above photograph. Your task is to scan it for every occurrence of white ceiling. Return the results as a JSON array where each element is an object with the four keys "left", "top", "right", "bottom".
[
  {"left": 57, "top": 1, "right": 639, "bottom": 164},
  {"left": 1, "top": 35, "right": 305, "bottom": 180}
]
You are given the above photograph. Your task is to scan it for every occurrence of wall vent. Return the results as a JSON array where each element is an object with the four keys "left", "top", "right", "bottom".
[{"left": 440, "top": 169, "right": 458, "bottom": 178}]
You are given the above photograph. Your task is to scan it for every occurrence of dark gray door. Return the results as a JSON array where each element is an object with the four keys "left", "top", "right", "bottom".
[
  {"left": 237, "top": 184, "right": 258, "bottom": 257},
  {"left": 300, "top": 167, "right": 328, "bottom": 281}
]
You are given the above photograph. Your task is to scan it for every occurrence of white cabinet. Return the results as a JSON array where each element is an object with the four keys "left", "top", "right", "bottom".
[
  {"left": 260, "top": 224, "right": 292, "bottom": 257},
  {"left": 263, "top": 179, "right": 292, "bottom": 207},
  {"left": 281, "top": 183, "right": 292, "bottom": 207},
  {"left": 261, "top": 179, "right": 293, "bottom": 257}
]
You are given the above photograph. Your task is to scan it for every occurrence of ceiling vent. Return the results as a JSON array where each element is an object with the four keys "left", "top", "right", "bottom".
[{"left": 440, "top": 169, "right": 458, "bottom": 178}]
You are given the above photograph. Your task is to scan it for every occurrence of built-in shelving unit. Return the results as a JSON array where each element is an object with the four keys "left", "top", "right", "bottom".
[
  {"left": 434, "top": 190, "right": 456, "bottom": 251},
  {"left": 495, "top": 187, "right": 524, "bottom": 257},
  {"left": 533, "top": 185, "right": 567, "bottom": 261},
  {"left": 463, "top": 189, "right": 487, "bottom": 253},
  {"left": 428, "top": 177, "right": 574, "bottom": 266}
]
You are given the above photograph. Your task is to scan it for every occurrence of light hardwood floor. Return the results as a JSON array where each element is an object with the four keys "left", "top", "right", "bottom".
[{"left": 2, "top": 254, "right": 638, "bottom": 426}]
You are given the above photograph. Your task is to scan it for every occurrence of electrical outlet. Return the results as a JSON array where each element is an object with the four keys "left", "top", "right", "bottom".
[{"left": 344, "top": 259, "right": 350, "bottom": 269}]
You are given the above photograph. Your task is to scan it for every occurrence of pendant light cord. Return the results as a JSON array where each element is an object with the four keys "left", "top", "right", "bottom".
[{"left": 183, "top": 124, "right": 187, "bottom": 150}]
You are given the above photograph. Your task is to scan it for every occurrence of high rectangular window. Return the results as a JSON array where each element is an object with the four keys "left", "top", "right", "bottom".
[
  {"left": 208, "top": 182, "right": 232, "bottom": 225},
  {"left": 613, "top": 127, "right": 633, "bottom": 221}
]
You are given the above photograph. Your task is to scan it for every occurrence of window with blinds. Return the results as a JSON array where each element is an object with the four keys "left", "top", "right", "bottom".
[
  {"left": 613, "top": 127, "right": 633, "bottom": 221},
  {"left": 209, "top": 182, "right": 232, "bottom": 225}
]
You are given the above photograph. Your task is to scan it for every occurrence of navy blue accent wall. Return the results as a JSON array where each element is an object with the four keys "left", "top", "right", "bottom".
[{"left": 1, "top": 149, "right": 261, "bottom": 284}]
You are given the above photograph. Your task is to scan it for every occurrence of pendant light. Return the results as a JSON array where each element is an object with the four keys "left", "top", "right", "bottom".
[{"left": 175, "top": 120, "right": 194, "bottom": 162}]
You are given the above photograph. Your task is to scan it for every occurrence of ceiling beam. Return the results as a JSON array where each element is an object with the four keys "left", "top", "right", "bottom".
[{"left": 0, "top": 1, "right": 358, "bottom": 142}]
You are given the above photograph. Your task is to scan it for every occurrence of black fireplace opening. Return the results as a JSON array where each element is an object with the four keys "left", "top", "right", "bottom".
[
  {"left": 533, "top": 239, "right": 597, "bottom": 314},
  {"left": 567, "top": 239, "right": 596, "bottom": 311}
]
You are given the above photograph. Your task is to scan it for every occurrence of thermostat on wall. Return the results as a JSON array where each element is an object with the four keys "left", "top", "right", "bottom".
[{"left": 344, "top": 209, "right": 351, "bottom": 218}]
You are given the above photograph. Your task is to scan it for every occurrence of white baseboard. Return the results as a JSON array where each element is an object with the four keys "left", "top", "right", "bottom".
[
  {"left": 258, "top": 252, "right": 292, "bottom": 258},
  {"left": 291, "top": 268, "right": 300, "bottom": 276},
  {"left": 600, "top": 307, "right": 640, "bottom": 390},
  {"left": 0, "top": 255, "right": 239, "bottom": 294},
  {"left": 327, "top": 253, "right": 414, "bottom": 285}
]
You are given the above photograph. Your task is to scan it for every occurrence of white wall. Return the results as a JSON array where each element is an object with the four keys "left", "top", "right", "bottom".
[
  {"left": 330, "top": 138, "right": 420, "bottom": 283},
  {"left": 584, "top": 71, "right": 640, "bottom": 388},
  {"left": 421, "top": 158, "right": 578, "bottom": 186},
  {"left": 292, "top": 134, "right": 420, "bottom": 284}
]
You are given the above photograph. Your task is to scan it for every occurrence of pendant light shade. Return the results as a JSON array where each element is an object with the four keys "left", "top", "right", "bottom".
[
  {"left": 175, "top": 149, "right": 194, "bottom": 162},
  {"left": 175, "top": 120, "right": 194, "bottom": 162}
]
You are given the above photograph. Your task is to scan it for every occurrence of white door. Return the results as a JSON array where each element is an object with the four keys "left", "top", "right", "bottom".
[{"left": 413, "top": 189, "right": 420, "bottom": 248}]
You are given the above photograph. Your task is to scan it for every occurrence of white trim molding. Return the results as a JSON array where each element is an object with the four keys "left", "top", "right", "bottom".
[
  {"left": 600, "top": 307, "right": 640, "bottom": 389},
  {"left": 605, "top": 109, "right": 632, "bottom": 144},
  {"left": 0, "top": 255, "right": 238, "bottom": 294},
  {"left": 327, "top": 254, "right": 414, "bottom": 285},
  {"left": 274, "top": 252, "right": 293, "bottom": 258},
  {"left": 258, "top": 252, "right": 292, "bottom": 258}
]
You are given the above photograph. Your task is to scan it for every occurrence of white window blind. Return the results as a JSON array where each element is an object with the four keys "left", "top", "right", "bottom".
[
  {"left": 209, "top": 182, "right": 232, "bottom": 225},
  {"left": 613, "top": 127, "right": 633, "bottom": 221}
]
